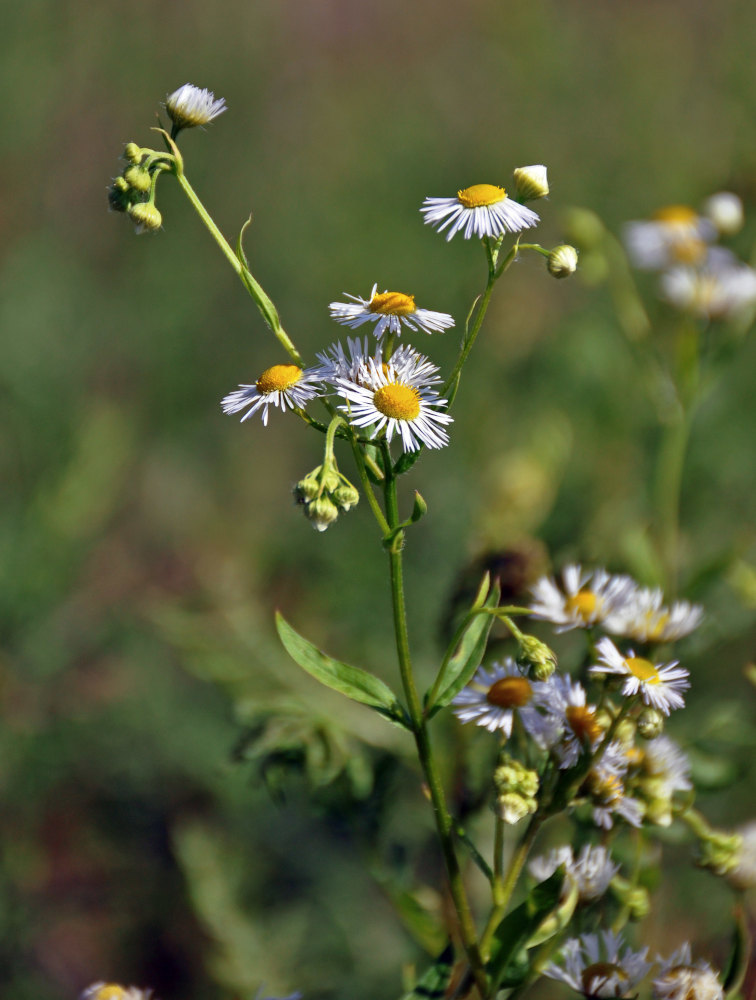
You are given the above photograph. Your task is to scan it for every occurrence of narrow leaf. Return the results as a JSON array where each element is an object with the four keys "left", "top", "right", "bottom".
[
  {"left": 427, "top": 582, "right": 501, "bottom": 717},
  {"left": 275, "top": 613, "right": 409, "bottom": 728},
  {"left": 400, "top": 943, "right": 455, "bottom": 1000}
]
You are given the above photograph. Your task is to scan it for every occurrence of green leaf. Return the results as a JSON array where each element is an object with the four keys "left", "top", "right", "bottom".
[
  {"left": 275, "top": 612, "right": 409, "bottom": 728},
  {"left": 426, "top": 581, "right": 500, "bottom": 717},
  {"left": 723, "top": 906, "right": 749, "bottom": 999},
  {"left": 487, "top": 867, "right": 565, "bottom": 992},
  {"left": 400, "top": 943, "right": 455, "bottom": 1000},
  {"left": 394, "top": 448, "right": 423, "bottom": 476}
]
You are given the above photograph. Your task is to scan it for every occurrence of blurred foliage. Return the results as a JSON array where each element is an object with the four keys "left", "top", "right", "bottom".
[{"left": 2, "top": 0, "right": 756, "bottom": 998}]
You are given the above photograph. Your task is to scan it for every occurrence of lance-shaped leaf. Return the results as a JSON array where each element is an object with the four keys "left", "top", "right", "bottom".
[
  {"left": 400, "top": 943, "right": 455, "bottom": 1000},
  {"left": 426, "top": 580, "right": 501, "bottom": 717},
  {"left": 487, "top": 867, "right": 565, "bottom": 992},
  {"left": 276, "top": 612, "right": 409, "bottom": 728}
]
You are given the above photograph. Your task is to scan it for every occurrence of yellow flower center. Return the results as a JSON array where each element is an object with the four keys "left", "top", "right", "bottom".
[
  {"left": 652, "top": 205, "right": 698, "bottom": 225},
  {"left": 92, "top": 988, "right": 128, "bottom": 1000},
  {"left": 256, "top": 364, "right": 302, "bottom": 394},
  {"left": 457, "top": 184, "right": 507, "bottom": 208},
  {"left": 486, "top": 676, "right": 532, "bottom": 708},
  {"left": 565, "top": 590, "right": 599, "bottom": 620},
  {"left": 625, "top": 656, "right": 661, "bottom": 684},
  {"left": 582, "top": 962, "right": 628, "bottom": 997},
  {"left": 566, "top": 705, "right": 602, "bottom": 744},
  {"left": 643, "top": 610, "right": 669, "bottom": 641},
  {"left": 373, "top": 382, "right": 421, "bottom": 421},
  {"left": 369, "top": 291, "right": 416, "bottom": 316},
  {"left": 588, "top": 771, "right": 623, "bottom": 807}
]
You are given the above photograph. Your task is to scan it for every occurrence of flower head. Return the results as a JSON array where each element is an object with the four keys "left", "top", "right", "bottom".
[
  {"left": 624, "top": 205, "right": 714, "bottom": 271},
  {"left": 529, "top": 565, "right": 635, "bottom": 633},
  {"left": 725, "top": 820, "right": 756, "bottom": 890},
  {"left": 335, "top": 349, "right": 452, "bottom": 452},
  {"left": 590, "top": 637, "right": 690, "bottom": 715},
  {"left": 702, "top": 191, "right": 744, "bottom": 236},
  {"left": 586, "top": 741, "right": 645, "bottom": 830},
  {"left": 513, "top": 164, "right": 549, "bottom": 201},
  {"left": 661, "top": 248, "right": 756, "bottom": 321},
  {"left": 222, "top": 364, "right": 323, "bottom": 426},
  {"left": 329, "top": 284, "right": 454, "bottom": 340},
  {"left": 529, "top": 844, "right": 619, "bottom": 903},
  {"left": 80, "top": 985, "right": 154, "bottom": 1000},
  {"left": 548, "top": 675, "right": 603, "bottom": 768},
  {"left": 421, "top": 183, "right": 539, "bottom": 241},
  {"left": 451, "top": 659, "right": 559, "bottom": 744},
  {"left": 315, "top": 336, "right": 372, "bottom": 383},
  {"left": 605, "top": 586, "right": 703, "bottom": 643},
  {"left": 653, "top": 943, "right": 723, "bottom": 1000},
  {"left": 165, "top": 84, "right": 227, "bottom": 130},
  {"left": 545, "top": 930, "right": 652, "bottom": 998}
]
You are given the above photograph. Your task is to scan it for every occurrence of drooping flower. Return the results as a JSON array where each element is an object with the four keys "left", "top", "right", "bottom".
[
  {"left": 335, "top": 350, "right": 452, "bottom": 452},
  {"left": 529, "top": 564, "right": 636, "bottom": 633},
  {"left": 421, "top": 183, "right": 539, "bottom": 241},
  {"left": 544, "top": 930, "right": 652, "bottom": 998},
  {"left": 165, "top": 84, "right": 227, "bottom": 131},
  {"left": 329, "top": 284, "right": 454, "bottom": 339},
  {"left": 529, "top": 843, "right": 619, "bottom": 903},
  {"left": 222, "top": 364, "right": 323, "bottom": 426},
  {"left": 653, "top": 943, "right": 723, "bottom": 1000},
  {"left": 590, "top": 637, "right": 690, "bottom": 715},
  {"left": 451, "top": 659, "right": 559, "bottom": 744}
]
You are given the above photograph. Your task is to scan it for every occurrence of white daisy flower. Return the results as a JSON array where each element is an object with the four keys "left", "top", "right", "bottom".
[
  {"left": 329, "top": 284, "right": 454, "bottom": 340},
  {"left": 81, "top": 985, "right": 154, "bottom": 1000},
  {"left": 451, "top": 659, "right": 558, "bottom": 744},
  {"left": 548, "top": 675, "right": 603, "bottom": 768},
  {"left": 545, "top": 930, "right": 652, "bottom": 998},
  {"left": 590, "top": 637, "right": 690, "bottom": 715},
  {"left": 165, "top": 84, "right": 227, "bottom": 131},
  {"left": 653, "top": 943, "right": 723, "bottom": 1000},
  {"left": 529, "top": 564, "right": 636, "bottom": 633},
  {"left": 421, "top": 183, "right": 540, "bottom": 241},
  {"left": 661, "top": 248, "right": 756, "bottom": 321},
  {"left": 624, "top": 205, "right": 714, "bottom": 271},
  {"left": 529, "top": 843, "right": 619, "bottom": 903},
  {"left": 587, "top": 741, "right": 645, "bottom": 830},
  {"left": 605, "top": 586, "right": 703, "bottom": 643},
  {"left": 636, "top": 735, "right": 692, "bottom": 827},
  {"left": 222, "top": 363, "right": 323, "bottom": 426},
  {"left": 315, "top": 336, "right": 372, "bottom": 384},
  {"left": 335, "top": 351, "right": 452, "bottom": 452}
]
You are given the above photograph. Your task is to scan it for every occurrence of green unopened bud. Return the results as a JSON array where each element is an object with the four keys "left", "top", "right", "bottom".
[
  {"left": 128, "top": 202, "right": 163, "bottom": 233},
  {"left": 517, "top": 635, "right": 557, "bottom": 680},
  {"left": 610, "top": 876, "right": 650, "bottom": 921},
  {"left": 124, "top": 142, "right": 143, "bottom": 164},
  {"left": 333, "top": 482, "right": 360, "bottom": 511},
  {"left": 513, "top": 164, "right": 549, "bottom": 201},
  {"left": 107, "top": 179, "right": 132, "bottom": 213},
  {"left": 562, "top": 207, "right": 605, "bottom": 250},
  {"left": 294, "top": 473, "right": 321, "bottom": 503},
  {"left": 547, "top": 245, "right": 579, "bottom": 278},
  {"left": 637, "top": 707, "right": 665, "bottom": 740},
  {"left": 702, "top": 191, "right": 743, "bottom": 236},
  {"left": 494, "top": 755, "right": 539, "bottom": 825},
  {"left": 124, "top": 165, "right": 152, "bottom": 193},
  {"left": 726, "top": 822, "right": 756, "bottom": 890},
  {"left": 304, "top": 495, "right": 339, "bottom": 532},
  {"left": 696, "top": 828, "right": 743, "bottom": 876}
]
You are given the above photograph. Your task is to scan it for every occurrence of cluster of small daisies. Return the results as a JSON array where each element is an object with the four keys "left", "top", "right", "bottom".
[
  {"left": 624, "top": 194, "right": 756, "bottom": 321},
  {"left": 452, "top": 565, "right": 701, "bottom": 830},
  {"left": 222, "top": 165, "right": 551, "bottom": 454}
]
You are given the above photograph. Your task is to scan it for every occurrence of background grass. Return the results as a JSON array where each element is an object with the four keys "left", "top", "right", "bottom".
[{"left": 2, "top": 1, "right": 756, "bottom": 997}]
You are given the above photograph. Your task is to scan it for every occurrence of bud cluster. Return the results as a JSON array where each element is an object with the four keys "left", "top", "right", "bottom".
[
  {"left": 294, "top": 463, "right": 360, "bottom": 532},
  {"left": 108, "top": 142, "right": 167, "bottom": 234}
]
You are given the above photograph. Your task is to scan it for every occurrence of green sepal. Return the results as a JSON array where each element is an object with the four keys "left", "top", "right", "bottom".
[
  {"left": 400, "top": 943, "right": 455, "bottom": 1000},
  {"left": 486, "top": 867, "right": 565, "bottom": 993},
  {"left": 410, "top": 491, "right": 428, "bottom": 523},
  {"left": 426, "top": 580, "right": 500, "bottom": 717},
  {"left": 275, "top": 612, "right": 410, "bottom": 729}
]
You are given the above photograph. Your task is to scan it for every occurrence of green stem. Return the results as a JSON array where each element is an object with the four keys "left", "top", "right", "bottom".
[
  {"left": 382, "top": 457, "right": 487, "bottom": 995},
  {"left": 480, "top": 816, "right": 542, "bottom": 960},
  {"left": 654, "top": 401, "right": 694, "bottom": 595}
]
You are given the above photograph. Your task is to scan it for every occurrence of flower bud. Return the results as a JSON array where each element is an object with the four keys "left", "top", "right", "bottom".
[
  {"left": 547, "top": 245, "right": 579, "bottom": 278},
  {"left": 725, "top": 821, "right": 756, "bottom": 890},
  {"left": 517, "top": 634, "right": 557, "bottom": 680},
  {"left": 124, "top": 165, "right": 152, "bottom": 193},
  {"left": 107, "top": 179, "right": 132, "bottom": 213},
  {"left": 304, "top": 495, "right": 339, "bottom": 532},
  {"left": 610, "top": 876, "right": 650, "bottom": 921},
  {"left": 513, "top": 164, "right": 549, "bottom": 201},
  {"left": 333, "top": 482, "right": 360, "bottom": 511},
  {"left": 696, "top": 828, "right": 743, "bottom": 876},
  {"left": 128, "top": 202, "right": 163, "bottom": 233},
  {"left": 166, "top": 83, "right": 227, "bottom": 131},
  {"left": 293, "top": 475, "right": 321, "bottom": 503},
  {"left": 702, "top": 191, "right": 743, "bottom": 236},
  {"left": 124, "top": 142, "right": 143, "bottom": 164},
  {"left": 494, "top": 755, "right": 539, "bottom": 824},
  {"left": 637, "top": 707, "right": 665, "bottom": 740}
]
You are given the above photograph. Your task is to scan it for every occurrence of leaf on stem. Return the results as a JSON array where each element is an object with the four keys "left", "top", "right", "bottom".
[
  {"left": 426, "top": 580, "right": 501, "bottom": 717},
  {"left": 275, "top": 612, "right": 410, "bottom": 729},
  {"left": 399, "top": 943, "right": 455, "bottom": 1000},
  {"left": 486, "top": 867, "right": 566, "bottom": 992}
]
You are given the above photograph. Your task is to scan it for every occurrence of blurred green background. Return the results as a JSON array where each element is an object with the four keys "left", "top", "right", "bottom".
[{"left": 3, "top": 1, "right": 756, "bottom": 998}]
